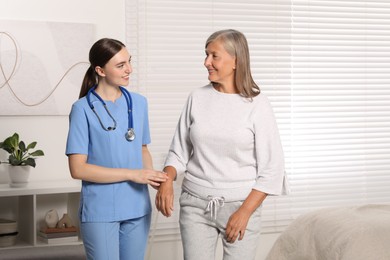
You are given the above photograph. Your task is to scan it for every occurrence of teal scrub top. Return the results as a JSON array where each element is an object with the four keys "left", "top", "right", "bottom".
[{"left": 66, "top": 89, "right": 152, "bottom": 222}]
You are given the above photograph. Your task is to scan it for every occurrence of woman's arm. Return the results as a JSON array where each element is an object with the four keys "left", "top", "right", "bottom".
[
  {"left": 225, "top": 189, "right": 268, "bottom": 243},
  {"left": 68, "top": 152, "right": 168, "bottom": 186},
  {"left": 155, "top": 165, "right": 177, "bottom": 217},
  {"left": 155, "top": 94, "right": 193, "bottom": 217}
]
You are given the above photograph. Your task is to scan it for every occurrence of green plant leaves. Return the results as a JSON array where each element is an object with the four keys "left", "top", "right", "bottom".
[
  {"left": 24, "top": 158, "right": 36, "bottom": 167},
  {"left": 0, "top": 133, "right": 44, "bottom": 167},
  {"left": 29, "top": 150, "right": 44, "bottom": 157},
  {"left": 26, "top": 142, "right": 37, "bottom": 150}
]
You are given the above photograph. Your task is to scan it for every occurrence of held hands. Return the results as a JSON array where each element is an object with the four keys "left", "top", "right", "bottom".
[{"left": 131, "top": 169, "right": 168, "bottom": 187}]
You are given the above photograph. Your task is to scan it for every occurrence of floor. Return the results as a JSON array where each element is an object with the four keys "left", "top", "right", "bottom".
[{"left": 0, "top": 245, "right": 86, "bottom": 260}]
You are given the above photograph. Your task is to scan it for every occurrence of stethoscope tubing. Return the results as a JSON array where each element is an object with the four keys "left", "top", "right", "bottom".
[
  {"left": 119, "top": 86, "right": 134, "bottom": 130},
  {"left": 86, "top": 85, "right": 135, "bottom": 141}
]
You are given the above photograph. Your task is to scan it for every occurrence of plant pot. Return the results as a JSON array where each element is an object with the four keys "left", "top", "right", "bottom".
[
  {"left": 7, "top": 165, "right": 31, "bottom": 188},
  {"left": 0, "top": 164, "right": 10, "bottom": 184}
]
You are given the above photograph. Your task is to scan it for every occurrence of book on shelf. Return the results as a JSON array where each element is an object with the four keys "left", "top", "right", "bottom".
[
  {"left": 38, "top": 235, "right": 79, "bottom": 245},
  {"left": 38, "top": 226, "right": 79, "bottom": 242},
  {"left": 38, "top": 230, "right": 77, "bottom": 238},
  {"left": 40, "top": 226, "right": 78, "bottom": 234}
]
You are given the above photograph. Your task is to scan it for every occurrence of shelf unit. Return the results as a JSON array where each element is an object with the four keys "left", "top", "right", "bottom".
[{"left": 0, "top": 180, "right": 82, "bottom": 249}]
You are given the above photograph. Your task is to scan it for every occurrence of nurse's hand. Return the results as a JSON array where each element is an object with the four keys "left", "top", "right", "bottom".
[{"left": 130, "top": 169, "right": 168, "bottom": 187}]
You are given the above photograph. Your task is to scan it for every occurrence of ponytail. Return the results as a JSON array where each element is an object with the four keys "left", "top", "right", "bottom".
[
  {"left": 78, "top": 38, "right": 126, "bottom": 98},
  {"left": 79, "top": 66, "right": 97, "bottom": 98}
]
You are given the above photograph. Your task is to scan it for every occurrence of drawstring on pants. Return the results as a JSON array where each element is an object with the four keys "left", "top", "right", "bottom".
[{"left": 205, "top": 196, "right": 225, "bottom": 220}]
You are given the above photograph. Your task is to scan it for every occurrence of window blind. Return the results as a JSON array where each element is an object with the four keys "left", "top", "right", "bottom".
[
  {"left": 125, "top": 0, "right": 390, "bottom": 234},
  {"left": 289, "top": 0, "right": 390, "bottom": 219}
]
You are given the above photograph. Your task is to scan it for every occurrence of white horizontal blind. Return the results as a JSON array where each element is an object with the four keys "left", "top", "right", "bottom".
[
  {"left": 290, "top": 0, "right": 390, "bottom": 218},
  {"left": 125, "top": 0, "right": 390, "bottom": 235},
  {"left": 126, "top": 0, "right": 293, "bottom": 233}
]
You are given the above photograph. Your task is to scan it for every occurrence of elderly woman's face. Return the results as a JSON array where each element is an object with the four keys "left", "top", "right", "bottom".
[{"left": 204, "top": 40, "right": 236, "bottom": 88}]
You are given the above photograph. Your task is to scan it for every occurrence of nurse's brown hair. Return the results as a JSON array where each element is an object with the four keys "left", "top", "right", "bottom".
[{"left": 79, "top": 38, "right": 126, "bottom": 98}]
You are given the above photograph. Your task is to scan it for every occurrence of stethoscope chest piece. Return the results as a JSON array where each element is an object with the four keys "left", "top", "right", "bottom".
[{"left": 125, "top": 128, "right": 136, "bottom": 142}]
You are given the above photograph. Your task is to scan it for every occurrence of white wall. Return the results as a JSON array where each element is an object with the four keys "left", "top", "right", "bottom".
[
  {"left": 0, "top": 1, "right": 279, "bottom": 259},
  {"left": 0, "top": 0, "right": 125, "bottom": 182}
]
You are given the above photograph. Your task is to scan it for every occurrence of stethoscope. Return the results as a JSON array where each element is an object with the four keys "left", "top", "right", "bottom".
[{"left": 86, "top": 85, "right": 135, "bottom": 142}]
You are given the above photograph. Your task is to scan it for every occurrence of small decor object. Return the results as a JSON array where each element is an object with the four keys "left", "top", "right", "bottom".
[
  {"left": 0, "top": 218, "right": 18, "bottom": 247},
  {"left": 57, "top": 213, "right": 73, "bottom": 228},
  {"left": 0, "top": 133, "right": 44, "bottom": 187},
  {"left": 45, "top": 209, "right": 59, "bottom": 228}
]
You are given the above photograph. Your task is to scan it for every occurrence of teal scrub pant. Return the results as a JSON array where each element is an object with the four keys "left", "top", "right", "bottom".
[
  {"left": 179, "top": 190, "right": 263, "bottom": 260},
  {"left": 80, "top": 213, "right": 151, "bottom": 260}
]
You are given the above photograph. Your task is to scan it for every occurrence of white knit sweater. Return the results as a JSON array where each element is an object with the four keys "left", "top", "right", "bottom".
[{"left": 164, "top": 84, "right": 288, "bottom": 201}]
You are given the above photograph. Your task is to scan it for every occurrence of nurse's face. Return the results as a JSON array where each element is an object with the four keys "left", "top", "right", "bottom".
[
  {"left": 98, "top": 47, "right": 132, "bottom": 87},
  {"left": 204, "top": 39, "right": 236, "bottom": 88}
]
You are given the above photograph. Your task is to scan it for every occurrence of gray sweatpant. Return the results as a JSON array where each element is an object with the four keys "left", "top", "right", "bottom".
[{"left": 179, "top": 190, "right": 263, "bottom": 260}]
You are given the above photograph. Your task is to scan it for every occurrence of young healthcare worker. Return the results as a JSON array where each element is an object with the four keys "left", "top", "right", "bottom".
[
  {"left": 66, "top": 38, "right": 168, "bottom": 260},
  {"left": 155, "top": 29, "right": 289, "bottom": 260}
]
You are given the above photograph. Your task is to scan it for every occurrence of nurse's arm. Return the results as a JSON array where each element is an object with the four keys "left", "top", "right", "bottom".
[
  {"left": 68, "top": 153, "right": 168, "bottom": 185},
  {"left": 142, "top": 145, "right": 153, "bottom": 170}
]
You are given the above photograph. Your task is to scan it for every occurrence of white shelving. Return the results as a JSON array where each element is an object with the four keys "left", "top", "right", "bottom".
[{"left": 0, "top": 180, "right": 82, "bottom": 249}]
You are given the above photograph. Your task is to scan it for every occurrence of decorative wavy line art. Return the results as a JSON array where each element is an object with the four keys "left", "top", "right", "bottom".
[
  {"left": 0, "top": 20, "right": 95, "bottom": 115},
  {"left": 0, "top": 31, "right": 89, "bottom": 107}
]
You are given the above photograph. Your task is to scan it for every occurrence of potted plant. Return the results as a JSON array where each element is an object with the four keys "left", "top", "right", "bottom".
[{"left": 0, "top": 133, "right": 44, "bottom": 187}]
